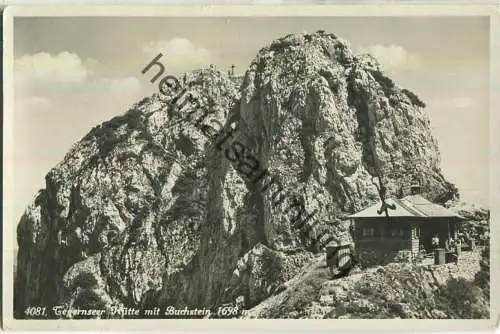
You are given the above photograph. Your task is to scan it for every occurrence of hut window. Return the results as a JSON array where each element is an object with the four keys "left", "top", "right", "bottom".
[
  {"left": 391, "top": 228, "right": 405, "bottom": 238},
  {"left": 362, "top": 227, "right": 375, "bottom": 238}
]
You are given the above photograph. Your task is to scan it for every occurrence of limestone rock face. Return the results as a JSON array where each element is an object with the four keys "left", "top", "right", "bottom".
[
  {"left": 15, "top": 69, "right": 243, "bottom": 317},
  {"left": 15, "top": 32, "right": 458, "bottom": 318}
]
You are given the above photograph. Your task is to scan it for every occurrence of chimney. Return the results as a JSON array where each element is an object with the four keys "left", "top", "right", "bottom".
[{"left": 410, "top": 183, "right": 421, "bottom": 195}]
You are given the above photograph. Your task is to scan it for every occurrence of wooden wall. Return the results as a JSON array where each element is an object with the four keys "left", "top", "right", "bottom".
[
  {"left": 351, "top": 217, "right": 460, "bottom": 265},
  {"left": 352, "top": 217, "right": 413, "bottom": 267},
  {"left": 352, "top": 217, "right": 412, "bottom": 242}
]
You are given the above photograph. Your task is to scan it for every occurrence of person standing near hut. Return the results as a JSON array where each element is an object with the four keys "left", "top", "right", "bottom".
[
  {"left": 448, "top": 237, "right": 458, "bottom": 264},
  {"left": 445, "top": 237, "right": 454, "bottom": 252},
  {"left": 454, "top": 237, "right": 462, "bottom": 263},
  {"left": 432, "top": 234, "right": 440, "bottom": 251}
]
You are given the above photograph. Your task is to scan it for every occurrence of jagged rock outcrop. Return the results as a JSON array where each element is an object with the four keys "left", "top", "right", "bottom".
[
  {"left": 15, "top": 69, "right": 243, "bottom": 317},
  {"left": 15, "top": 31, "right": 459, "bottom": 318},
  {"left": 244, "top": 251, "right": 488, "bottom": 319}
]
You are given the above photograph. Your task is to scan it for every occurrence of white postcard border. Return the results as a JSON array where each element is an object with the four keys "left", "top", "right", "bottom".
[{"left": 2, "top": 4, "right": 499, "bottom": 331}]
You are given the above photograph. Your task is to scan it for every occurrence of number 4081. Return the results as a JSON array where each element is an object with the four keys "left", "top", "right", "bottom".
[{"left": 24, "top": 306, "right": 47, "bottom": 317}]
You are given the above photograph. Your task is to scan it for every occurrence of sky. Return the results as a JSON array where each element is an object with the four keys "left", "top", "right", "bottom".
[{"left": 11, "top": 16, "right": 490, "bottom": 223}]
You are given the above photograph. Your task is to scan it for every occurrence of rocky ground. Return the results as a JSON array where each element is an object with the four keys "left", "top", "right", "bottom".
[{"left": 244, "top": 250, "right": 489, "bottom": 319}]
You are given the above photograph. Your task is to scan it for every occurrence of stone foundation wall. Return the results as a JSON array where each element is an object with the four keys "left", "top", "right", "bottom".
[{"left": 355, "top": 240, "right": 412, "bottom": 268}]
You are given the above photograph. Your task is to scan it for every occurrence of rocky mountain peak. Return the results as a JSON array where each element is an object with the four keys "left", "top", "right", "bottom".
[{"left": 15, "top": 31, "right": 460, "bottom": 318}]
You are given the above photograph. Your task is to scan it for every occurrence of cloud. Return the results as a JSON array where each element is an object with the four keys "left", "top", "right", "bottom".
[
  {"left": 141, "top": 38, "right": 213, "bottom": 73},
  {"left": 358, "top": 44, "right": 420, "bottom": 69},
  {"left": 15, "top": 52, "right": 88, "bottom": 90},
  {"left": 15, "top": 51, "right": 143, "bottom": 96},
  {"left": 97, "top": 77, "right": 142, "bottom": 93}
]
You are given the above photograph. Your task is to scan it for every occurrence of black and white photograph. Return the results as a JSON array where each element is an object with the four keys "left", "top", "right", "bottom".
[{"left": 2, "top": 4, "right": 498, "bottom": 331}]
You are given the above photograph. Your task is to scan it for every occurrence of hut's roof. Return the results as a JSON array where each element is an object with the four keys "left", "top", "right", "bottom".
[{"left": 347, "top": 195, "right": 465, "bottom": 220}]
